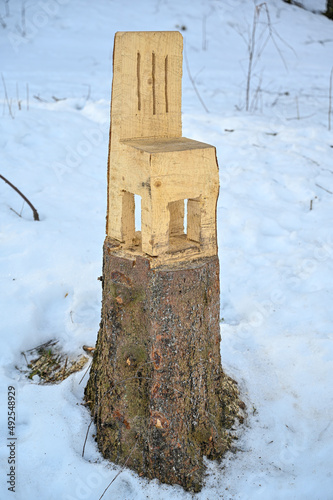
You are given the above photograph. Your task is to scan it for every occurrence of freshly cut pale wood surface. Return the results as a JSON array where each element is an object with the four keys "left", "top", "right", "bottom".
[
  {"left": 111, "top": 31, "right": 182, "bottom": 142},
  {"left": 107, "top": 31, "right": 219, "bottom": 265}
]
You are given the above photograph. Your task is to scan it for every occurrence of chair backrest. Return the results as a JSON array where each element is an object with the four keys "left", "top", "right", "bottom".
[{"left": 110, "top": 31, "right": 183, "bottom": 142}]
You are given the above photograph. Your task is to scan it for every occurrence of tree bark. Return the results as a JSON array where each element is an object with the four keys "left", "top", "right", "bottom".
[
  {"left": 326, "top": 0, "right": 333, "bottom": 19},
  {"left": 85, "top": 237, "right": 243, "bottom": 492}
]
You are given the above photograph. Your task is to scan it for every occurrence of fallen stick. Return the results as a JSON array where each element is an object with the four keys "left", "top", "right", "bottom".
[{"left": 0, "top": 174, "right": 40, "bottom": 221}]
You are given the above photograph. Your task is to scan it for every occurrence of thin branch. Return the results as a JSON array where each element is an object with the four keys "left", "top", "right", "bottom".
[
  {"left": 0, "top": 174, "right": 40, "bottom": 221},
  {"left": 1, "top": 73, "right": 14, "bottom": 119},
  {"left": 98, "top": 441, "right": 138, "bottom": 500},
  {"left": 84, "top": 84, "right": 91, "bottom": 102},
  {"left": 286, "top": 112, "right": 316, "bottom": 121},
  {"left": 250, "top": 75, "right": 263, "bottom": 112},
  {"left": 315, "top": 183, "right": 333, "bottom": 195},
  {"left": 10, "top": 207, "right": 22, "bottom": 218},
  {"left": 82, "top": 418, "right": 94, "bottom": 458},
  {"left": 184, "top": 41, "right": 209, "bottom": 113},
  {"left": 241, "top": 2, "right": 294, "bottom": 111},
  {"left": 246, "top": 5, "right": 258, "bottom": 111},
  {"left": 79, "top": 360, "right": 92, "bottom": 385},
  {"left": 253, "top": 32, "right": 270, "bottom": 69},
  {"left": 16, "top": 82, "right": 21, "bottom": 110},
  {"left": 263, "top": 3, "right": 295, "bottom": 68},
  {"left": 33, "top": 94, "right": 47, "bottom": 102}
]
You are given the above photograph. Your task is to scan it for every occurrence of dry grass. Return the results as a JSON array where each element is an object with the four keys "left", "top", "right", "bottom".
[{"left": 19, "top": 339, "right": 89, "bottom": 384}]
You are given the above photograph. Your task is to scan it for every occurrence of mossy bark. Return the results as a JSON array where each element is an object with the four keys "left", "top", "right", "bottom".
[{"left": 85, "top": 237, "right": 243, "bottom": 492}]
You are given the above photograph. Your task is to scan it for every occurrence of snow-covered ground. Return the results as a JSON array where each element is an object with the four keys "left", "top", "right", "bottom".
[{"left": 1, "top": 0, "right": 332, "bottom": 499}]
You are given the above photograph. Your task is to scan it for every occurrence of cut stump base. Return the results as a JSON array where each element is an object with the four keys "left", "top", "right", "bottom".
[{"left": 85, "top": 237, "right": 243, "bottom": 492}]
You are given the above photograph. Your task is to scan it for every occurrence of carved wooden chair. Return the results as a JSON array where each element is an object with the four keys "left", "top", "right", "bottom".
[{"left": 107, "top": 31, "right": 219, "bottom": 264}]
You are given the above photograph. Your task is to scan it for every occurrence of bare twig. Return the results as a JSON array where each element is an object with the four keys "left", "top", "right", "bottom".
[
  {"left": 250, "top": 74, "right": 263, "bottom": 112},
  {"left": 52, "top": 95, "right": 66, "bottom": 102},
  {"left": 98, "top": 441, "right": 138, "bottom": 500},
  {"left": 0, "top": 174, "right": 40, "bottom": 221},
  {"left": 62, "top": 357, "right": 68, "bottom": 379},
  {"left": 286, "top": 112, "right": 316, "bottom": 121},
  {"left": 10, "top": 207, "right": 22, "bottom": 218},
  {"left": 243, "top": 2, "right": 292, "bottom": 111},
  {"left": 26, "top": 340, "right": 58, "bottom": 353},
  {"left": 84, "top": 84, "right": 91, "bottom": 102},
  {"left": 329, "top": 66, "right": 333, "bottom": 131},
  {"left": 264, "top": 3, "right": 295, "bottom": 67},
  {"left": 245, "top": 5, "right": 258, "bottom": 111},
  {"left": 184, "top": 41, "right": 209, "bottom": 113},
  {"left": 33, "top": 94, "right": 47, "bottom": 102},
  {"left": 315, "top": 183, "right": 333, "bottom": 195},
  {"left": 79, "top": 360, "right": 92, "bottom": 385},
  {"left": 1, "top": 73, "right": 14, "bottom": 118},
  {"left": 16, "top": 82, "right": 22, "bottom": 110},
  {"left": 82, "top": 418, "right": 94, "bottom": 458}
]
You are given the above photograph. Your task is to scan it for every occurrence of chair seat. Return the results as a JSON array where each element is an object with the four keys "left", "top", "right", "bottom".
[{"left": 121, "top": 136, "right": 214, "bottom": 154}]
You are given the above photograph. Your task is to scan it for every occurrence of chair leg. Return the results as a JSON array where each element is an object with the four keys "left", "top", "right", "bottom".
[
  {"left": 141, "top": 197, "right": 169, "bottom": 256},
  {"left": 108, "top": 190, "right": 135, "bottom": 245}
]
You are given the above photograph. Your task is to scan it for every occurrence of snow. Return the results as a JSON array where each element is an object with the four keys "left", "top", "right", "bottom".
[{"left": 1, "top": 0, "right": 333, "bottom": 499}]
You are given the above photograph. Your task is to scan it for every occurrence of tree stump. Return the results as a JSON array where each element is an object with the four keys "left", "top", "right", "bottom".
[
  {"left": 85, "top": 31, "right": 244, "bottom": 492},
  {"left": 85, "top": 240, "right": 243, "bottom": 492}
]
